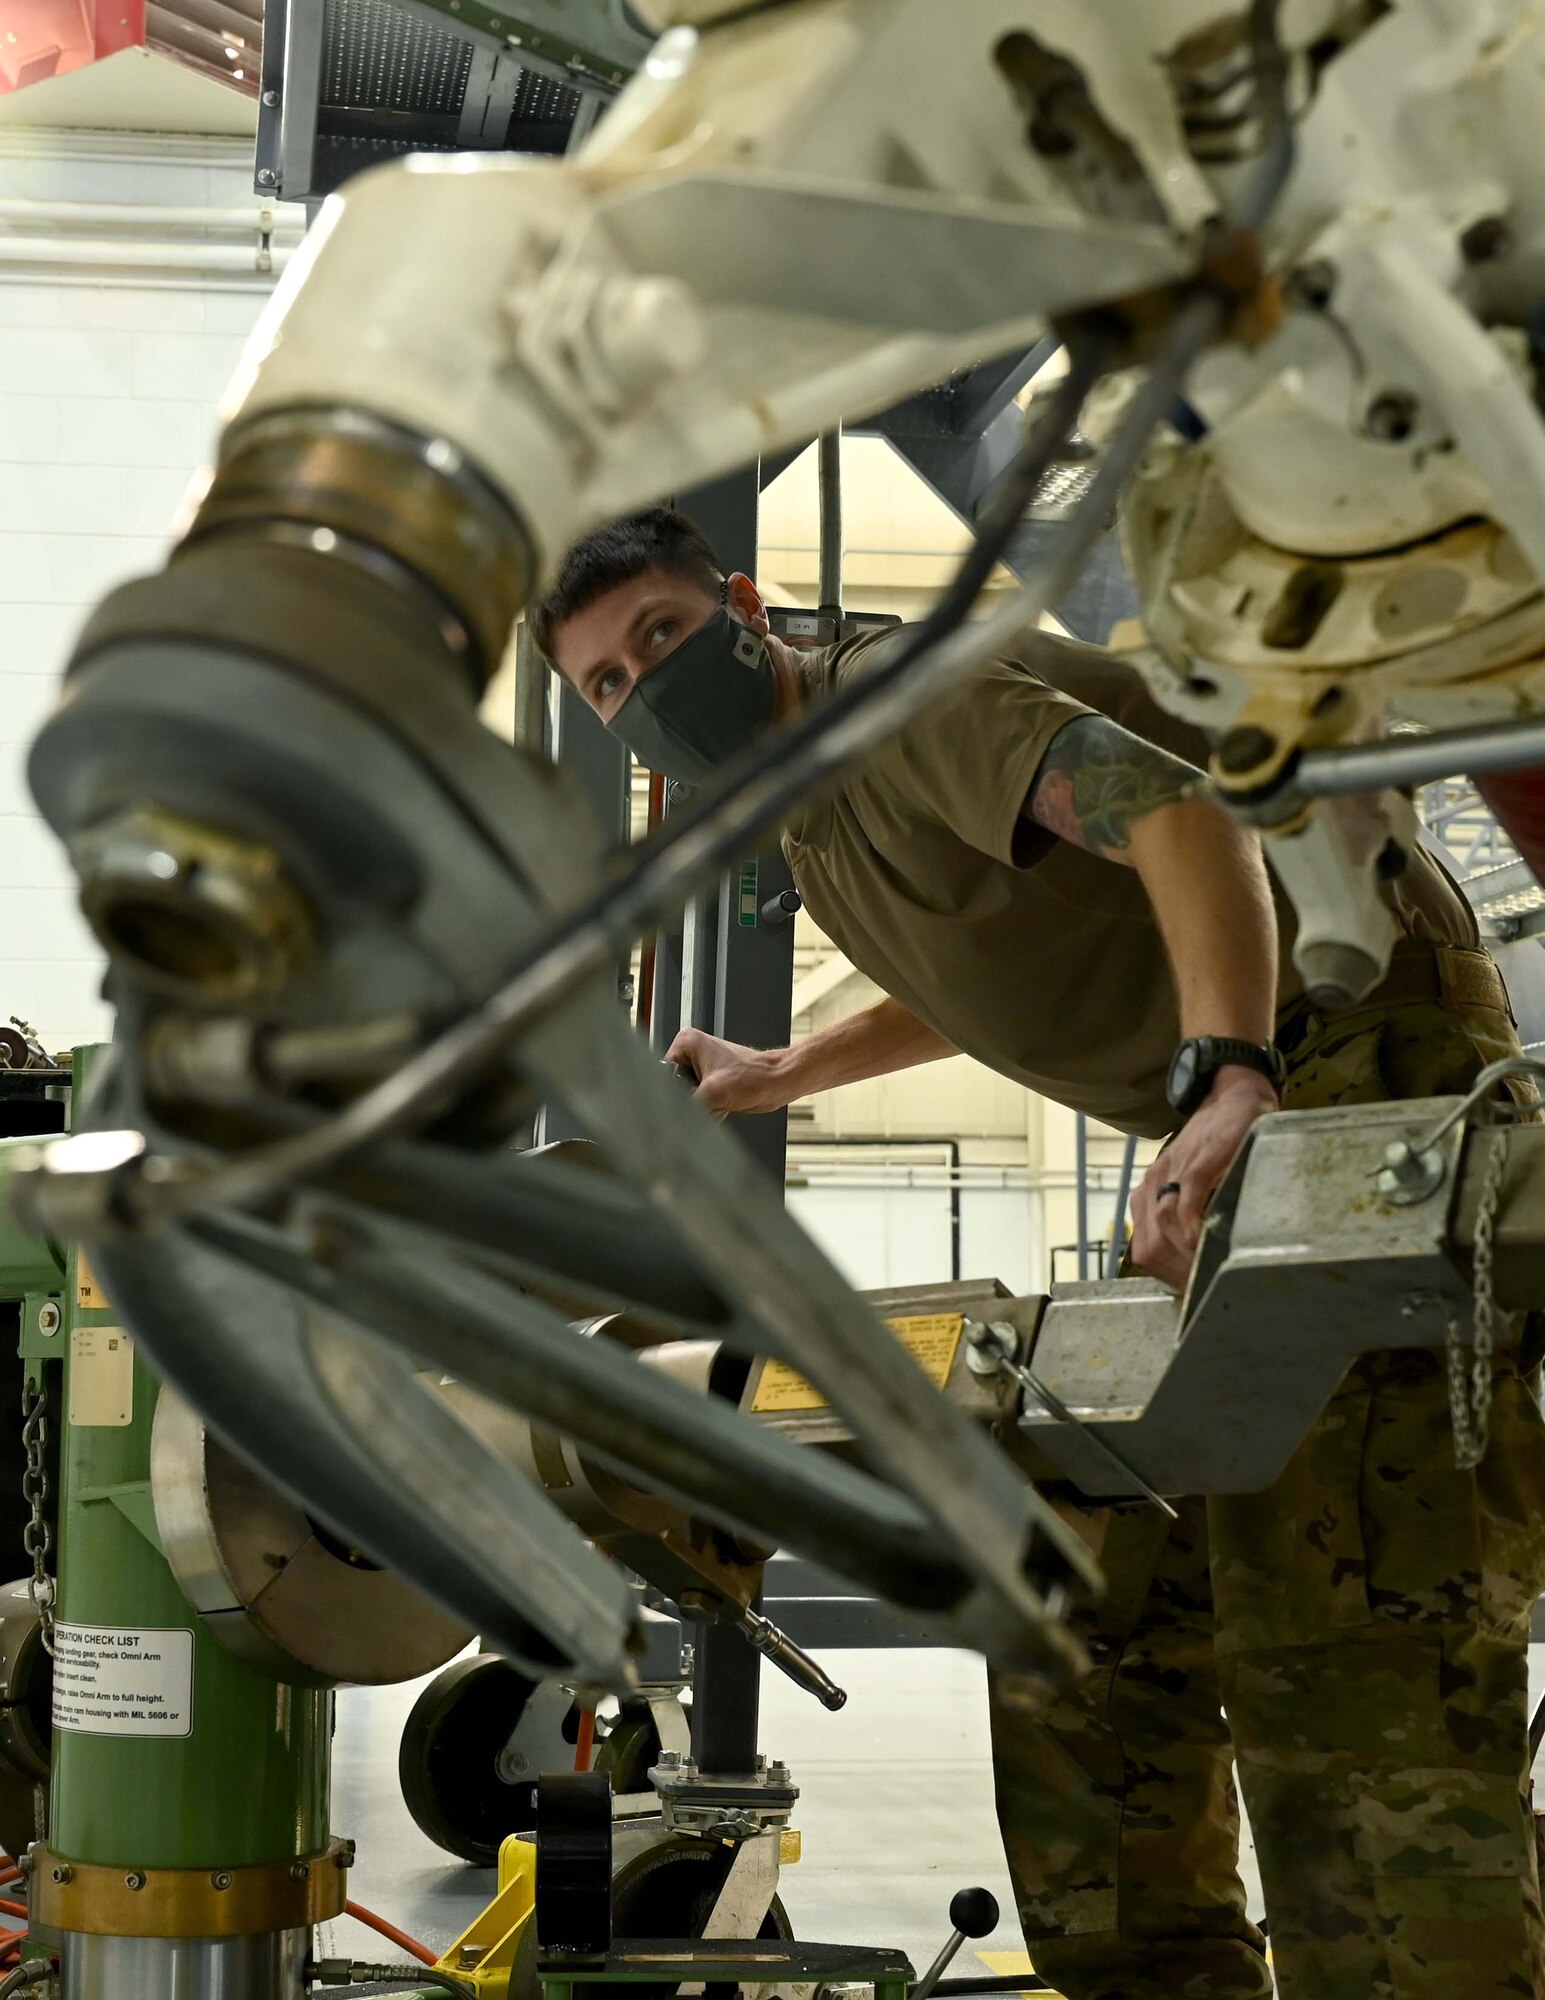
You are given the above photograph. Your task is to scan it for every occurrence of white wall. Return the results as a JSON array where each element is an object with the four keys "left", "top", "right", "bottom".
[{"left": 0, "top": 133, "right": 274, "bottom": 1051}]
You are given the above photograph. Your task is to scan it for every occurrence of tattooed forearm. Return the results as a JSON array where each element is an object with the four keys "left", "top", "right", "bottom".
[{"left": 1026, "top": 716, "right": 1201, "bottom": 859}]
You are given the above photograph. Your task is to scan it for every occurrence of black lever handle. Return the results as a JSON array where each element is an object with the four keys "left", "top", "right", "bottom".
[{"left": 912, "top": 1887, "right": 1001, "bottom": 2000}]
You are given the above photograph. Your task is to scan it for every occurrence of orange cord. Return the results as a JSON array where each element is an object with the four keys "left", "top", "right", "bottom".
[
  {"left": 345, "top": 1899, "right": 437, "bottom": 1969},
  {"left": 575, "top": 1708, "right": 596, "bottom": 1773},
  {"left": 0, "top": 1902, "right": 27, "bottom": 1921}
]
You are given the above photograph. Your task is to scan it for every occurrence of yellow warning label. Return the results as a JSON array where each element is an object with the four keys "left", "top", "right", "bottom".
[
  {"left": 76, "top": 1250, "right": 105, "bottom": 1312},
  {"left": 69, "top": 1326, "right": 134, "bottom": 1429},
  {"left": 750, "top": 1313, "right": 965, "bottom": 1414}
]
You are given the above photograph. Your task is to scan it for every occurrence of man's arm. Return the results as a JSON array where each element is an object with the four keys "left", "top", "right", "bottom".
[
  {"left": 1028, "top": 715, "right": 1280, "bottom": 1289},
  {"left": 668, "top": 995, "right": 956, "bottom": 1118}
]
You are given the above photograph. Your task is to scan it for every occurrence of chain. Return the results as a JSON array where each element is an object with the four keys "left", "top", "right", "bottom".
[
  {"left": 1447, "top": 1125, "right": 1509, "bottom": 1471},
  {"left": 21, "top": 1380, "right": 54, "bottom": 1655}
]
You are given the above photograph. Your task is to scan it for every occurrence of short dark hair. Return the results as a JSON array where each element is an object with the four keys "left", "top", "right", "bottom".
[{"left": 529, "top": 508, "right": 725, "bottom": 661}]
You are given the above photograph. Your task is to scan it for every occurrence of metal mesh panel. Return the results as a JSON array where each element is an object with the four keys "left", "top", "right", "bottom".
[
  {"left": 313, "top": 132, "right": 463, "bottom": 195},
  {"left": 504, "top": 65, "right": 583, "bottom": 151},
  {"left": 323, "top": 0, "right": 473, "bottom": 112},
  {"left": 509, "top": 65, "right": 582, "bottom": 129}
]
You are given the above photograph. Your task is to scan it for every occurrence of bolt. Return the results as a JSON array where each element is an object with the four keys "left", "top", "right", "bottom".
[
  {"left": 256, "top": 167, "right": 277, "bottom": 188},
  {"left": 766, "top": 1762, "right": 791, "bottom": 1786},
  {"left": 211, "top": 1871, "right": 232, "bottom": 1891},
  {"left": 261, "top": 88, "right": 279, "bottom": 106},
  {"left": 658, "top": 1749, "right": 682, "bottom": 1768},
  {"left": 289, "top": 1862, "right": 310, "bottom": 1882},
  {"left": 52, "top": 1865, "right": 71, "bottom": 1884},
  {"left": 1366, "top": 391, "right": 1419, "bottom": 443},
  {"left": 37, "top": 1303, "right": 60, "bottom": 1337},
  {"left": 1217, "top": 725, "right": 1278, "bottom": 776},
  {"left": 459, "top": 1946, "right": 486, "bottom": 1968},
  {"left": 1286, "top": 258, "right": 1337, "bottom": 311},
  {"left": 1460, "top": 215, "right": 1511, "bottom": 264}
]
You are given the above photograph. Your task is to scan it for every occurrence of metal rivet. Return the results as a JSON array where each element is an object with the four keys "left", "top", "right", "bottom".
[
  {"left": 261, "top": 88, "right": 279, "bottom": 107},
  {"left": 37, "top": 1303, "right": 60, "bottom": 1337},
  {"left": 256, "top": 167, "right": 278, "bottom": 187},
  {"left": 124, "top": 1871, "right": 145, "bottom": 1890}
]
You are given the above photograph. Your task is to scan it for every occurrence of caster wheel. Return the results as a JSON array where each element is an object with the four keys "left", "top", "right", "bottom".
[
  {"left": 399, "top": 1655, "right": 541, "bottom": 1864},
  {"left": 509, "top": 1836, "right": 792, "bottom": 2000},
  {"left": 592, "top": 1702, "right": 662, "bottom": 1797}
]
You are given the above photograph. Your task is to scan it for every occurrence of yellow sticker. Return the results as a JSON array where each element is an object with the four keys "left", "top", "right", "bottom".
[
  {"left": 76, "top": 1250, "right": 105, "bottom": 1312},
  {"left": 68, "top": 1326, "right": 134, "bottom": 1428},
  {"left": 750, "top": 1314, "right": 965, "bottom": 1414}
]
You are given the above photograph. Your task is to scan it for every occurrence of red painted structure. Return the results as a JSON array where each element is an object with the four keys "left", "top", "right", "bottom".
[
  {"left": 0, "top": 0, "right": 147, "bottom": 94},
  {"left": 0, "top": 0, "right": 258, "bottom": 100}
]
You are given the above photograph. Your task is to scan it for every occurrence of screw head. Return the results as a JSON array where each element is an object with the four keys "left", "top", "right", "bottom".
[
  {"left": 124, "top": 1870, "right": 146, "bottom": 1890},
  {"left": 256, "top": 167, "right": 278, "bottom": 188},
  {"left": 52, "top": 1865, "right": 71, "bottom": 1884},
  {"left": 289, "top": 1861, "right": 310, "bottom": 1881},
  {"left": 211, "top": 1870, "right": 232, "bottom": 1891},
  {"left": 261, "top": 88, "right": 279, "bottom": 106},
  {"left": 37, "top": 1303, "right": 60, "bottom": 1337}
]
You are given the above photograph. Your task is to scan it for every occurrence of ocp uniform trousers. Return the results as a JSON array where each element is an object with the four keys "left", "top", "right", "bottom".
[{"left": 989, "top": 961, "right": 1545, "bottom": 1999}]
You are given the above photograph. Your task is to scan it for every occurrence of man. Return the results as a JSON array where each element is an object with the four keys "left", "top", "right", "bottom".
[{"left": 532, "top": 508, "right": 1545, "bottom": 2000}]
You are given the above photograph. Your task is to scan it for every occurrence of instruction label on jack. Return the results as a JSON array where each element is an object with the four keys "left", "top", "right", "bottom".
[
  {"left": 750, "top": 1313, "right": 965, "bottom": 1414},
  {"left": 68, "top": 1325, "right": 133, "bottom": 1428},
  {"left": 53, "top": 1623, "right": 194, "bottom": 1739}
]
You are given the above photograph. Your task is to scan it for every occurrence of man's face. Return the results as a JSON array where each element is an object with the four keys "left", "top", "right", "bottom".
[{"left": 549, "top": 567, "right": 721, "bottom": 724}]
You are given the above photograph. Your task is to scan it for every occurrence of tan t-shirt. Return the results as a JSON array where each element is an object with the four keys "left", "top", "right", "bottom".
[{"left": 781, "top": 627, "right": 1478, "bottom": 1138}]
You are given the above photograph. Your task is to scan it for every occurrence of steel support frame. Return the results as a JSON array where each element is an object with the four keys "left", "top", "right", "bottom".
[
  {"left": 255, "top": 0, "right": 323, "bottom": 202},
  {"left": 762, "top": 339, "right": 1142, "bottom": 648}
]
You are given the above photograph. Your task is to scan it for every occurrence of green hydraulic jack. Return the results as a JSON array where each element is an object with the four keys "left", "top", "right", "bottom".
[{"left": 0, "top": 1051, "right": 344, "bottom": 1999}]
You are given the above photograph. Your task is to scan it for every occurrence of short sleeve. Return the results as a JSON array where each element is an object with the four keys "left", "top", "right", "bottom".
[{"left": 856, "top": 653, "right": 1096, "bottom": 866}]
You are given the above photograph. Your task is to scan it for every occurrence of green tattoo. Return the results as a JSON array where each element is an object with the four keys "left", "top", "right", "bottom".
[{"left": 1027, "top": 716, "right": 1199, "bottom": 857}]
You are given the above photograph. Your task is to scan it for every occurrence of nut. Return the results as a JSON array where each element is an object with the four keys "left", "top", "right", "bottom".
[{"left": 125, "top": 1871, "right": 146, "bottom": 1890}]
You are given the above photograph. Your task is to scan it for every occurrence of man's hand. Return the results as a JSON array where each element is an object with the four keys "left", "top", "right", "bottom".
[
  {"left": 1130, "top": 1068, "right": 1280, "bottom": 1292},
  {"left": 667, "top": 1028, "right": 793, "bottom": 1118}
]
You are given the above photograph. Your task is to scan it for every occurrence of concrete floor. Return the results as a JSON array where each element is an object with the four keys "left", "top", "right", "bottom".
[
  {"left": 324, "top": 1647, "right": 1545, "bottom": 1984},
  {"left": 322, "top": 1648, "right": 1260, "bottom": 1977}
]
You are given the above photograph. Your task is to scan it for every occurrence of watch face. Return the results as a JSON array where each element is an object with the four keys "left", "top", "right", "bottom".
[{"left": 1168, "top": 1042, "right": 1200, "bottom": 1109}]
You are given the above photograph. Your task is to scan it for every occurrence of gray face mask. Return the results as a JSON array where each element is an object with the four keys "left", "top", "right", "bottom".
[{"left": 606, "top": 603, "right": 778, "bottom": 786}]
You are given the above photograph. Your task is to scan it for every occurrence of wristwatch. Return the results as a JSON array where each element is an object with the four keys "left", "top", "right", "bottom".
[{"left": 1166, "top": 1036, "right": 1287, "bottom": 1118}]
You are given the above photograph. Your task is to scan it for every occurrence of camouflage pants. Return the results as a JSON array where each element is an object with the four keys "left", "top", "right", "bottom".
[{"left": 990, "top": 967, "right": 1545, "bottom": 1999}]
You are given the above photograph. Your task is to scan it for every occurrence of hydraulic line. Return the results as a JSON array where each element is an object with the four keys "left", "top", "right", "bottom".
[
  {"left": 31, "top": 4, "right": 1294, "bottom": 1241},
  {"left": 344, "top": 1901, "right": 438, "bottom": 1968},
  {"left": 65, "top": 335, "right": 1117, "bottom": 1229}
]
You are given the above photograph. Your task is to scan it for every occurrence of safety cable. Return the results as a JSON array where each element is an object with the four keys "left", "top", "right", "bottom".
[{"left": 63, "top": 1, "right": 1292, "bottom": 1232}]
